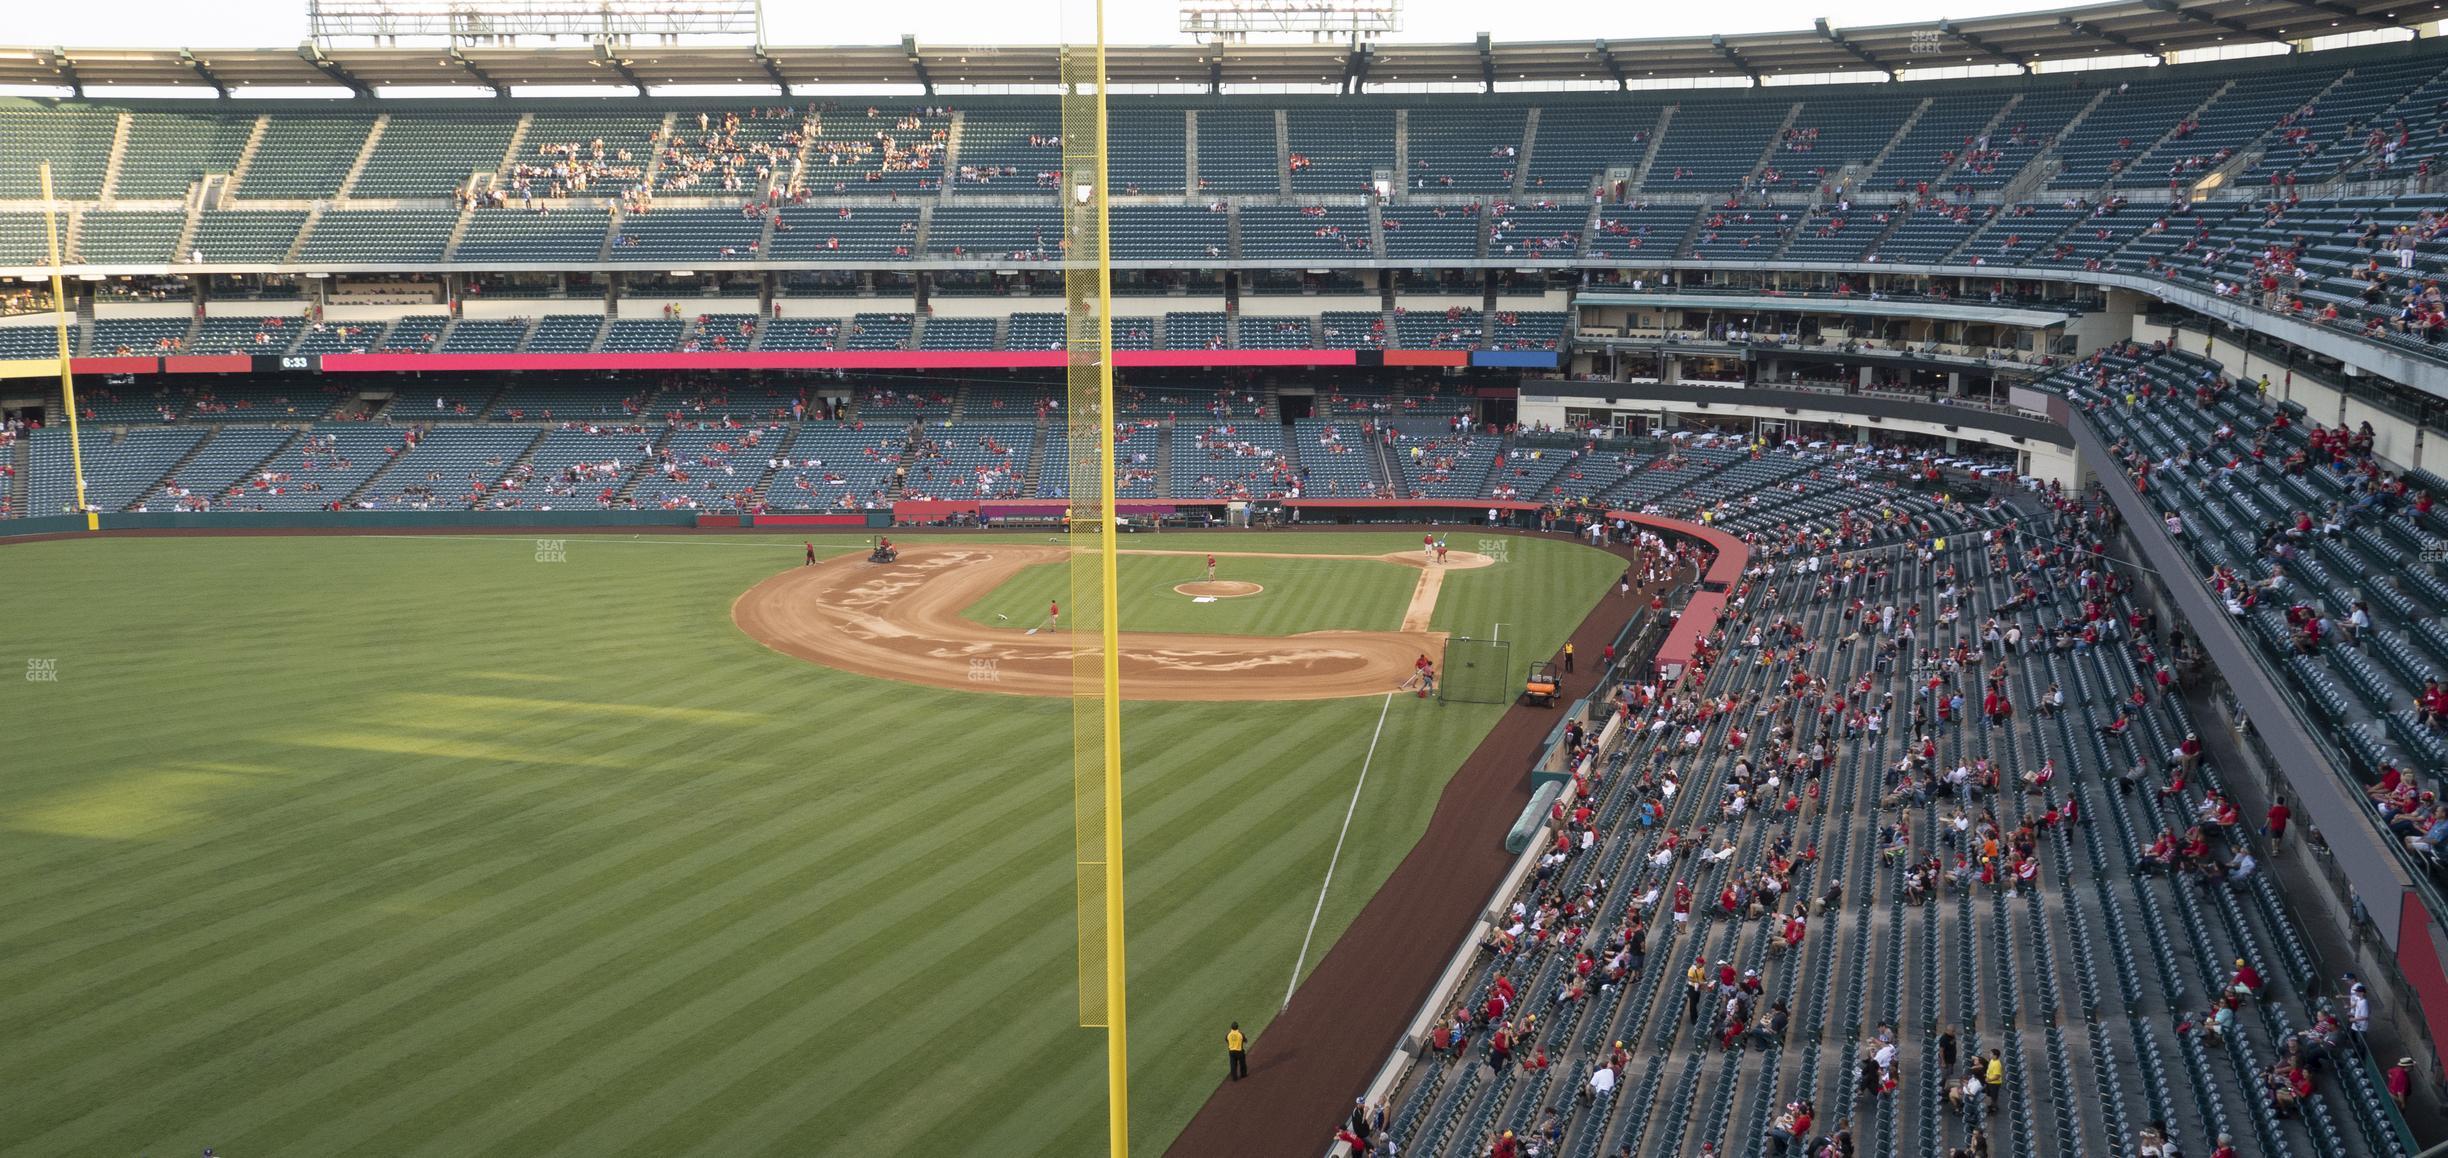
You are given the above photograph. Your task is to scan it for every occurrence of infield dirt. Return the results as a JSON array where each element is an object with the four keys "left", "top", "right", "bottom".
[{"left": 731, "top": 542, "right": 1491, "bottom": 701}]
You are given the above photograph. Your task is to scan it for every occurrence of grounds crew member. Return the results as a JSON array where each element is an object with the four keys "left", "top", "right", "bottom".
[
  {"left": 1226, "top": 1022, "right": 1248, "bottom": 1080},
  {"left": 1563, "top": 642, "right": 1575, "bottom": 673}
]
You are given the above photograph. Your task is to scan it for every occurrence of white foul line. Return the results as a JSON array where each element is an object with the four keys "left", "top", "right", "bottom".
[{"left": 1284, "top": 690, "right": 1398, "bottom": 1011}]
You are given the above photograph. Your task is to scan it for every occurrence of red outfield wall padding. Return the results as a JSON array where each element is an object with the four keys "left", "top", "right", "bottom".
[
  {"left": 886, "top": 500, "right": 982, "bottom": 522},
  {"left": 2398, "top": 892, "right": 2448, "bottom": 1067}
]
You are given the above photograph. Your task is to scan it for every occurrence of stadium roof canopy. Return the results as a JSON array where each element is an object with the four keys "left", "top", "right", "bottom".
[{"left": 0, "top": 0, "right": 2427, "bottom": 94}]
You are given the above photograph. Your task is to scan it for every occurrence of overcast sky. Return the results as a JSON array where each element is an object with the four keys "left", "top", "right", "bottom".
[{"left": 8, "top": 0, "right": 2057, "bottom": 49}]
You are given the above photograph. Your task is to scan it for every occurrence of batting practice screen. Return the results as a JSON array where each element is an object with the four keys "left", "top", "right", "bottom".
[{"left": 1437, "top": 637, "right": 1513, "bottom": 704}]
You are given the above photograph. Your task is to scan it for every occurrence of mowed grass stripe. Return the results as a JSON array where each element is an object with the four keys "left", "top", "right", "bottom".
[
  {"left": 0, "top": 541, "right": 822, "bottom": 910},
  {"left": 448, "top": 799, "right": 1087, "bottom": 1158},
  {"left": 9, "top": 756, "right": 804, "bottom": 1146},
  {"left": 0, "top": 704, "right": 728, "bottom": 977},
  {"left": 0, "top": 532, "right": 1619, "bottom": 1158},
  {"left": 558, "top": 704, "right": 1364, "bottom": 1158},
  {"left": 0, "top": 653, "right": 814, "bottom": 1021},
  {"left": 457, "top": 707, "right": 1321, "bottom": 1157},
  {"left": 283, "top": 725, "right": 1081, "bottom": 1157},
  {"left": 0, "top": 550, "right": 690, "bottom": 838},
  {"left": 200, "top": 710, "right": 1073, "bottom": 1147},
  {"left": 5, "top": 659, "right": 900, "bottom": 1121},
  {"left": 960, "top": 711, "right": 1416, "bottom": 1156},
  {"left": 12, "top": 715, "right": 1047, "bottom": 1153}
]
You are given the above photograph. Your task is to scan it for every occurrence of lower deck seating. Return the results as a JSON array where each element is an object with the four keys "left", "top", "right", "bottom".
[
  {"left": 630, "top": 424, "right": 783, "bottom": 510},
  {"left": 483, "top": 426, "right": 651, "bottom": 509},
  {"left": 150, "top": 427, "right": 299, "bottom": 512},
  {"left": 1170, "top": 421, "right": 1286, "bottom": 499},
  {"left": 359, "top": 426, "right": 537, "bottom": 509},
  {"left": 1376, "top": 499, "right": 2402, "bottom": 1158},
  {"left": 1389, "top": 423, "right": 1498, "bottom": 498},
  {"left": 26, "top": 426, "right": 203, "bottom": 514},
  {"left": 766, "top": 423, "right": 907, "bottom": 510},
  {"left": 903, "top": 422, "right": 1034, "bottom": 499},
  {"left": 1288, "top": 417, "right": 1384, "bottom": 497},
  {"left": 216, "top": 426, "right": 405, "bottom": 511}
]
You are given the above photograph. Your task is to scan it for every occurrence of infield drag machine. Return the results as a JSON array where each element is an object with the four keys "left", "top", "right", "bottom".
[{"left": 866, "top": 535, "right": 898, "bottom": 564}]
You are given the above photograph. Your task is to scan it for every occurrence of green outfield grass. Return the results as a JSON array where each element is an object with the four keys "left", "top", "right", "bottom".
[
  {"left": 0, "top": 529, "right": 1619, "bottom": 1158},
  {"left": 956, "top": 549, "right": 1417, "bottom": 636}
]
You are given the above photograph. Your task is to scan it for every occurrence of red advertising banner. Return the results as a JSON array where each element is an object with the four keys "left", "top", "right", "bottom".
[{"left": 314, "top": 349, "right": 1367, "bottom": 374}]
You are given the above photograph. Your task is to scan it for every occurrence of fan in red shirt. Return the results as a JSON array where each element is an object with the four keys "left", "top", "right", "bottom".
[{"left": 2229, "top": 958, "right": 2265, "bottom": 1001}]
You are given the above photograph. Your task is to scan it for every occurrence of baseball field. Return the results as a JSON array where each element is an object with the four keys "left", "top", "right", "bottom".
[{"left": 0, "top": 528, "right": 1620, "bottom": 1157}]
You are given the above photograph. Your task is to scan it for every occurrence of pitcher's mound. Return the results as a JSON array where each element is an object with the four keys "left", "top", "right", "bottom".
[{"left": 1176, "top": 580, "right": 1263, "bottom": 598}]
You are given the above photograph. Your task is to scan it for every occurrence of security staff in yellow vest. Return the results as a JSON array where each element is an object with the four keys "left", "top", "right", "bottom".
[{"left": 1227, "top": 1022, "right": 1249, "bottom": 1080}]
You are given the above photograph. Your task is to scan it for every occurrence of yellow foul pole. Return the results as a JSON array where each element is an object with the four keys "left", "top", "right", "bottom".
[
  {"left": 38, "top": 161, "right": 92, "bottom": 529},
  {"left": 1090, "top": 5, "right": 1129, "bottom": 1151},
  {"left": 1061, "top": 0, "right": 1127, "bottom": 1152}
]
